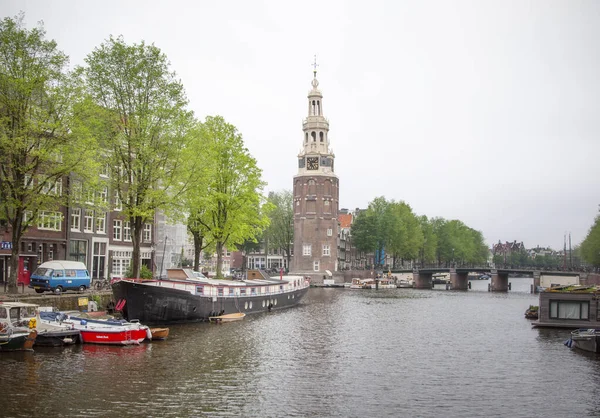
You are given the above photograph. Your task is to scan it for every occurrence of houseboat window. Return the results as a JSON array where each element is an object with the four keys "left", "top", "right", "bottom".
[
  {"left": 251, "top": 288, "right": 256, "bottom": 295},
  {"left": 280, "top": 285, "right": 283, "bottom": 291},
  {"left": 550, "top": 300, "right": 589, "bottom": 320},
  {"left": 0, "top": 309, "right": 6, "bottom": 319},
  {"left": 229, "top": 288, "right": 234, "bottom": 296},
  {"left": 196, "top": 286, "right": 203, "bottom": 295},
  {"left": 217, "top": 288, "right": 224, "bottom": 296},
  {"left": 240, "top": 289, "right": 246, "bottom": 295}
]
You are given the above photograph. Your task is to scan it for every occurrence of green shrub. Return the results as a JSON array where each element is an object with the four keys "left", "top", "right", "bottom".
[{"left": 124, "top": 264, "right": 154, "bottom": 280}]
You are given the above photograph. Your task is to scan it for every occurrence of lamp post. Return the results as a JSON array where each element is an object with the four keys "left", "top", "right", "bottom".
[{"left": 452, "top": 248, "right": 455, "bottom": 267}]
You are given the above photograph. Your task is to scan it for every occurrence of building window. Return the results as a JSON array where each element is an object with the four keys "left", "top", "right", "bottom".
[
  {"left": 123, "top": 221, "right": 131, "bottom": 242},
  {"left": 23, "top": 211, "right": 33, "bottom": 225},
  {"left": 99, "top": 187, "right": 108, "bottom": 204},
  {"left": 143, "top": 224, "right": 152, "bottom": 242},
  {"left": 84, "top": 210, "right": 94, "bottom": 232},
  {"left": 323, "top": 244, "right": 330, "bottom": 256},
  {"left": 38, "top": 211, "right": 62, "bottom": 231},
  {"left": 100, "top": 163, "right": 109, "bottom": 178},
  {"left": 113, "top": 220, "right": 122, "bottom": 241},
  {"left": 71, "top": 208, "right": 81, "bottom": 231},
  {"left": 313, "top": 260, "right": 319, "bottom": 271},
  {"left": 550, "top": 300, "right": 589, "bottom": 320},
  {"left": 96, "top": 212, "right": 106, "bottom": 233},
  {"left": 303, "top": 244, "right": 311, "bottom": 256},
  {"left": 111, "top": 257, "right": 131, "bottom": 278},
  {"left": 327, "top": 228, "right": 333, "bottom": 236},
  {"left": 69, "top": 240, "right": 87, "bottom": 264},
  {"left": 114, "top": 191, "right": 122, "bottom": 211},
  {"left": 42, "top": 179, "right": 62, "bottom": 196}
]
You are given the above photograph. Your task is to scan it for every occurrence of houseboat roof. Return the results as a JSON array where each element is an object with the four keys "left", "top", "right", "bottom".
[{"left": 543, "top": 285, "right": 598, "bottom": 293}]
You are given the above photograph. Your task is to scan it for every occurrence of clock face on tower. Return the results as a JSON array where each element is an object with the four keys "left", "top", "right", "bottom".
[{"left": 306, "top": 157, "right": 319, "bottom": 170}]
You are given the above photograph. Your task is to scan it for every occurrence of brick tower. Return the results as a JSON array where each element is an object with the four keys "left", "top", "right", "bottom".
[{"left": 291, "top": 65, "right": 339, "bottom": 280}]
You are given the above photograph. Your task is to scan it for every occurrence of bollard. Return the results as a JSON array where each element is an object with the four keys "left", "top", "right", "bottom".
[
  {"left": 508, "top": 282, "right": 512, "bottom": 291},
  {"left": 3, "top": 282, "right": 7, "bottom": 292},
  {"left": 468, "top": 281, "right": 472, "bottom": 290},
  {"left": 530, "top": 284, "right": 534, "bottom": 294},
  {"left": 20, "top": 282, "right": 24, "bottom": 293},
  {"left": 488, "top": 283, "right": 491, "bottom": 292}
]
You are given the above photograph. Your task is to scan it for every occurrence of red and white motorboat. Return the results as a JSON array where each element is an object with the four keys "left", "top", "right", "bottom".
[{"left": 42, "top": 312, "right": 151, "bottom": 345}]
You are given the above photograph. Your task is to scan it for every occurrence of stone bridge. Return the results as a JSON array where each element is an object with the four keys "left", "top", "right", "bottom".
[{"left": 394, "top": 267, "right": 583, "bottom": 292}]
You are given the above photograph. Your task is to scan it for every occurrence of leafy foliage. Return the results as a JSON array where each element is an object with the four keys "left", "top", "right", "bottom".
[
  {"left": 187, "top": 116, "right": 270, "bottom": 278},
  {"left": 580, "top": 208, "right": 600, "bottom": 267},
  {"left": 0, "top": 14, "right": 97, "bottom": 292},
  {"left": 264, "top": 190, "right": 294, "bottom": 270},
  {"left": 82, "top": 35, "right": 195, "bottom": 278}
]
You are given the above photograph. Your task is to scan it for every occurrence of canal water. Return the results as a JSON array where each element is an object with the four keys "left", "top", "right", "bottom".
[{"left": 1, "top": 278, "right": 599, "bottom": 417}]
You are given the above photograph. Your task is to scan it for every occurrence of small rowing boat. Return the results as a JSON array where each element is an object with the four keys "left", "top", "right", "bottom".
[
  {"left": 209, "top": 312, "right": 246, "bottom": 323},
  {"left": 149, "top": 328, "right": 170, "bottom": 340}
]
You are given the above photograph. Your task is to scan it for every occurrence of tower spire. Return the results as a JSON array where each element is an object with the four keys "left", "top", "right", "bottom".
[{"left": 312, "top": 55, "right": 318, "bottom": 78}]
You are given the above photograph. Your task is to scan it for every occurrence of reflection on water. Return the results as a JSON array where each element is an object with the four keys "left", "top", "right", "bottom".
[{"left": 1, "top": 282, "right": 600, "bottom": 417}]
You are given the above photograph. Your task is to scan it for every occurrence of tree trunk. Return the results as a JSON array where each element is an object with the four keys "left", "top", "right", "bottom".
[
  {"left": 215, "top": 241, "right": 223, "bottom": 279},
  {"left": 7, "top": 221, "right": 26, "bottom": 294},
  {"left": 193, "top": 231, "right": 203, "bottom": 272},
  {"left": 8, "top": 243, "right": 20, "bottom": 294},
  {"left": 131, "top": 216, "right": 143, "bottom": 279}
]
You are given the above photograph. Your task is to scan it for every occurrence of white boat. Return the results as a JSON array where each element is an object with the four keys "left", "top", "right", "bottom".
[
  {"left": 41, "top": 312, "right": 151, "bottom": 345},
  {"left": 1, "top": 302, "right": 81, "bottom": 347},
  {"left": 566, "top": 329, "right": 600, "bottom": 353},
  {"left": 397, "top": 279, "right": 413, "bottom": 288},
  {"left": 209, "top": 312, "right": 246, "bottom": 323},
  {"left": 378, "top": 278, "right": 396, "bottom": 289}
]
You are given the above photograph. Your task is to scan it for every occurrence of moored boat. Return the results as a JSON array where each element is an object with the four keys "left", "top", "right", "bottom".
[
  {"left": 565, "top": 329, "right": 600, "bottom": 353},
  {"left": 209, "top": 312, "right": 246, "bottom": 323},
  {"left": 111, "top": 269, "right": 310, "bottom": 325},
  {"left": 0, "top": 329, "right": 37, "bottom": 352},
  {"left": 397, "top": 279, "right": 413, "bottom": 288},
  {"left": 149, "top": 328, "right": 170, "bottom": 340},
  {"left": 0, "top": 302, "right": 79, "bottom": 348},
  {"left": 41, "top": 312, "right": 151, "bottom": 345}
]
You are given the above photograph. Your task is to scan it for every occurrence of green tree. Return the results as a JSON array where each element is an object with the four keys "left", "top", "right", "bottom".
[
  {"left": 418, "top": 216, "right": 438, "bottom": 266},
  {"left": 192, "top": 116, "right": 270, "bottom": 278},
  {"left": 265, "top": 190, "right": 294, "bottom": 270},
  {"left": 386, "top": 200, "right": 423, "bottom": 267},
  {"left": 82, "top": 35, "right": 195, "bottom": 279},
  {"left": 0, "top": 14, "right": 96, "bottom": 293},
  {"left": 580, "top": 208, "right": 600, "bottom": 267},
  {"left": 350, "top": 209, "right": 378, "bottom": 265}
]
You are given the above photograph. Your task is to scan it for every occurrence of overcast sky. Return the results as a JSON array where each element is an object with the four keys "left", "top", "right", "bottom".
[{"left": 5, "top": 0, "right": 599, "bottom": 250}]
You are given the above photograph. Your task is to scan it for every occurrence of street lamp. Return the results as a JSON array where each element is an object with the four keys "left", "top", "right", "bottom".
[{"left": 452, "top": 248, "right": 455, "bottom": 267}]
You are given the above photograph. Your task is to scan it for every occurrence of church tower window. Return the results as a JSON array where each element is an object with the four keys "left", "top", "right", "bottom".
[{"left": 320, "top": 132, "right": 324, "bottom": 142}]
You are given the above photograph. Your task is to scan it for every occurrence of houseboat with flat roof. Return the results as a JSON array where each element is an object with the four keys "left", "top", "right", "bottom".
[{"left": 532, "top": 285, "right": 600, "bottom": 329}]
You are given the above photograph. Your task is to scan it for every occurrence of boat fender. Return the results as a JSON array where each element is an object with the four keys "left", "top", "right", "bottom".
[
  {"left": 28, "top": 318, "right": 37, "bottom": 329},
  {"left": 564, "top": 338, "right": 573, "bottom": 348},
  {"left": 145, "top": 328, "right": 152, "bottom": 340},
  {"left": 80, "top": 319, "right": 87, "bottom": 326},
  {"left": 268, "top": 303, "right": 273, "bottom": 312}
]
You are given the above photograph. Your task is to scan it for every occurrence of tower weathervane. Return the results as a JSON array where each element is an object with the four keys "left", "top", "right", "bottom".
[{"left": 312, "top": 55, "right": 318, "bottom": 77}]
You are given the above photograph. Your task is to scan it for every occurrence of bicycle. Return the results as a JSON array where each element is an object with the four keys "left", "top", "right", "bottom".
[{"left": 94, "top": 279, "right": 111, "bottom": 291}]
